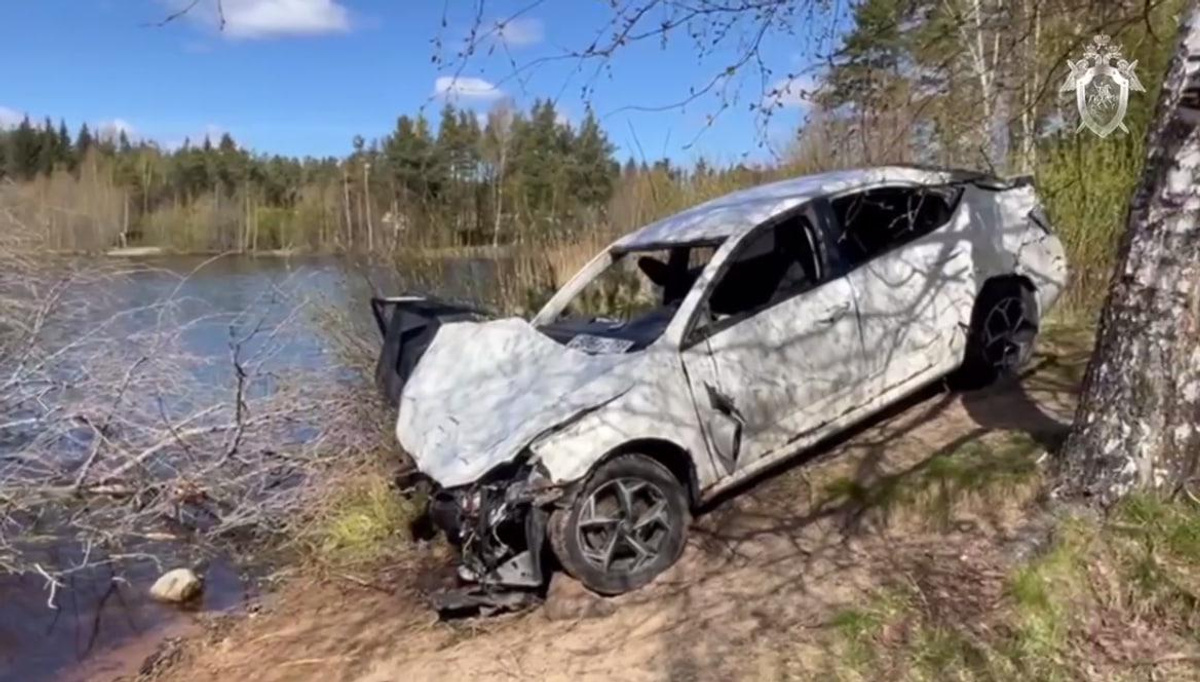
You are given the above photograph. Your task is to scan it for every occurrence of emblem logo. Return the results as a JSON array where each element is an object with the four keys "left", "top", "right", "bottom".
[{"left": 1060, "top": 35, "right": 1146, "bottom": 138}]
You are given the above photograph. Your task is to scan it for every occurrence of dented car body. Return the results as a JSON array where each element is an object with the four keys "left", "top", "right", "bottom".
[{"left": 373, "top": 165, "right": 1069, "bottom": 605}]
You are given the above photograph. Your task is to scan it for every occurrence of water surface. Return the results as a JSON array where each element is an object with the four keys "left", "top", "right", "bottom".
[{"left": 0, "top": 254, "right": 495, "bottom": 682}]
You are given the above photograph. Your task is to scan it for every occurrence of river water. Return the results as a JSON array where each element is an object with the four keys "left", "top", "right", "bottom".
[{"left": 0, "top": 254, "right": 506, "bottom": 682}]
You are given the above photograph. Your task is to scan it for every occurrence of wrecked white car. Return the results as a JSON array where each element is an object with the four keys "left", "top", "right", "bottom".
[{"left": 372, "top": 165, "right": 1068, "bottom": 609}]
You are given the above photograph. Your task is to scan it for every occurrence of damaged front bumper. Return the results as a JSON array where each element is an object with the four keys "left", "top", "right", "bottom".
[{"left": 410, "top": 463, "right": 565, "bottom": 613}]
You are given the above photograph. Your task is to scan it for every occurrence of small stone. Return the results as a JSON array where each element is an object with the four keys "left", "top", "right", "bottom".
[
  {"left": 542, "top": 573, "right": 615, "bottom": 622},
  {"left": 150, "top": 568, "right": 204, "bottom": 603}
]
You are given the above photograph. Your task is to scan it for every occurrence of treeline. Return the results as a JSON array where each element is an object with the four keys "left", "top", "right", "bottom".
[
  {"left": 3, "top": 0, "right": 1181, "bottom": 319},
  {"left": 788, "top": 0, "right": 1184, "bottom": 313},
  {"left": 1, "top": 100, "right": 743, "bottom": 254}
]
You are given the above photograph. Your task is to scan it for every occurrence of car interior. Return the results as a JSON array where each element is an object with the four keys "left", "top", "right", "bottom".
[
  {"left": 829, "top": 186, "right": 959, "bottom": 267},
  {"left": 538, "top": 244, "right": 720, "bottom": 352},
  {"left": 705, "top": 213, "right": 823, "bottom": 320}
]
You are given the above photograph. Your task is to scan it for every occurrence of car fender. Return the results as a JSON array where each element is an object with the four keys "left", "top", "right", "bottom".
[
  {"left": 527, "top": 353, "right": 713, "bottom": 489},
  {"left": 959, "top": 184, "right": 1069, "bottom": 318},
  {"left": 990, "top": 185, "right": 1070, "bottom": 317}
]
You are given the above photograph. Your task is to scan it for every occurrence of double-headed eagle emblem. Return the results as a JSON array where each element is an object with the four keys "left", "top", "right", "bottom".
[{"left": 1060, "top": 34, "right": 1145, "bottom": 138}]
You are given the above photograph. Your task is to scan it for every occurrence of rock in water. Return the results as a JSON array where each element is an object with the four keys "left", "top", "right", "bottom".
[{"left": 150, "top": 568, "right": 204, "bottom": 603}]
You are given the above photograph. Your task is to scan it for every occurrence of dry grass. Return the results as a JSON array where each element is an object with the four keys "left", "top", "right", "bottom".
[{"left": 292, "top": 456, "right": 427, "bottom": 568}]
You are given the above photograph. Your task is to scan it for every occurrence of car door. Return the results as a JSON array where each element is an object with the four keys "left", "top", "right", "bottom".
[
  {"left": 821, "top": 184, "right": 971, "bottom": 400},
  {"left": 679, "top": 206, "right": 869, "bottom": 475}
]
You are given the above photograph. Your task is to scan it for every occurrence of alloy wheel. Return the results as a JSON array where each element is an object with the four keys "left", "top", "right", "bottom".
[
  {"left": 981, "top": 295, "right": 1034, "bottom": 373},
  {"left": 575, "top": 477, "right": 671, "bottom": 574}
]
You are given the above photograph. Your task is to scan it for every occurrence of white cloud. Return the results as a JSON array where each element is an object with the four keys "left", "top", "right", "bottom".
[
  {"left": 555, "top": 111, "right": 570, "bottom": 128},
  {"left": 764, "top": 75, "right": 817, "bottom": 109},
  {"left": 192, "top": 0, "right": 351, "bottom": 39},
  {"left": 493, "top": 17, "right": 543, "bottom": 47},
  {"left": 433, "top": 76, "right": 504, "bottom": 102},
  {"left": 0, "top": 106, "right": 24, "bottom": 130},
  {"left": 98, "top": 119, "right": 137, "bottom": 142}
]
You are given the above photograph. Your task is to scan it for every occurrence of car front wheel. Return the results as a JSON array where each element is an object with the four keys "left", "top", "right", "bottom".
[
  {"left": 548, "top": 454, "right": 689, "bottom": 595},
  {"left": 956, "top": 282, "right": 1039, "bottom": 388}
]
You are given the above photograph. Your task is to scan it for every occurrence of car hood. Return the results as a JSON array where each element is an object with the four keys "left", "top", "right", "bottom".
[{"left": 395, "top": 317, "right": 645, "bottom": 488}]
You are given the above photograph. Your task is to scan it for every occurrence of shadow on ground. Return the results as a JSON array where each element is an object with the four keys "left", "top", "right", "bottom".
[{"left": 151, "top": 335, "right": 1092, "bottom": 682}]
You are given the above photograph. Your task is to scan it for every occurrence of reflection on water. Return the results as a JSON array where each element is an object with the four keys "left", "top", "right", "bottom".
[
  {"left": 0, "top": 556, "right": 245, "bottom": 682},
  {"left": 0, "top": 254, "right": 499, "bottom": 682}
]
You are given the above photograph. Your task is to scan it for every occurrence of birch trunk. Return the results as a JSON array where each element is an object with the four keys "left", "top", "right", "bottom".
[
  {"left": 492, "top": 143, "right": 507, "bottom": 248},
  {"left": 1060, "top": 2, "right": 1200, "bottom": 504},
  {"left": 363, "top": 162, "right": 373, "bottom": 253},
  {"left": 342, "top": 166, "right": 353, "bottom": 251}
]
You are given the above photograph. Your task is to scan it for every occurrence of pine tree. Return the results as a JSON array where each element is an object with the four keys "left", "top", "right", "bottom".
[
  {"left": 384, "top": 114, "right": 438, "bottom": 206},
  {"left": 568, "top": 108, "right": 618, "bottom": 208},
  {"left": 35, "top": 117, "right": 57, "bottom": 176},
  {"left": 511, "top": 99, "right": 571, "bottom": 226},
  {"left": 75, "top": 123, "right": 94, "bottom": 163},
  {"left": 434, "top": 104, "right": 460, "bottom": 193},
  {"left": 11, "top": 116, "right": 37, "bottom": 179},
  {"left": 56, "top": 120, "right": 73, "bottom": 169}
]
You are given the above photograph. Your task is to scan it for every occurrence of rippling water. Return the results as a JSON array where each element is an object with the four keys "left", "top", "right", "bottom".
[{"left": 0, "top": 254, "right": 504, "bottom": 682}]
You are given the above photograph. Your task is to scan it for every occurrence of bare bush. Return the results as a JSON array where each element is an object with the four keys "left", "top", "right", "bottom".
[{"left": 0, "top": 184, "right": 385, "bottom": 602}]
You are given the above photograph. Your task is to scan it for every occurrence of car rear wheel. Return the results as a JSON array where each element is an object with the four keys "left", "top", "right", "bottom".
[
  {"left": 548, "top": 454, "right": 689, "bottom": 595},
  {"left": 955, "top": 282, "right": 1039, "bottom": 388}
]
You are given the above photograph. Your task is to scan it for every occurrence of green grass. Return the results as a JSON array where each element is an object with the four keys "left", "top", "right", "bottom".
[
  {"left": 828, "top": 588, "right": 913, "bottom": 671},
  {"left": 819, "top": 497, "right": 1200, "bottom": 681},
  {"left": 1107, "top": 494, "right": 1200, "bottom": 628},
  {"left": 1114, "top": 494, "right": 1200, "bottom": 562},
  {"left": 1002, "top": 521, "right": 1090, "bottom": 676},
  {"left": 907, "top": 626, "right": 990, "bottom": 681}
]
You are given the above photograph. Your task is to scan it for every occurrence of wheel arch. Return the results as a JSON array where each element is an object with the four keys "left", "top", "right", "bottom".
[
  {"left": 594, "top": 438, "right": 700, "bottom": 508},
  {"left": 974, "top": 273, "right": 1041, "bottom": 327}
]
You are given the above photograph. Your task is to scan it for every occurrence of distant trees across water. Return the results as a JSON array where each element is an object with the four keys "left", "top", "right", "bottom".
[{"left": 0, "top": 99, "right": 768, "bottom": 255}]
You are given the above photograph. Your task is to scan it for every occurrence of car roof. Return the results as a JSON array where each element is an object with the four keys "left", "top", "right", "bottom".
[{"left": 612, "top": 165, "right": 968, "bottom": 250}]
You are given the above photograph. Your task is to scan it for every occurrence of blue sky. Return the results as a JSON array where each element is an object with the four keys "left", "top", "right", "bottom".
[{"left": 0, "top": 1, "right": 846, "bottom": 164}]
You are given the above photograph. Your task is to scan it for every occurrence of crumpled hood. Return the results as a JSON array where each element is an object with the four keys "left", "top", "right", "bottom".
[{"left": 395, "top": 318, "right": 644, "bottom": 487}]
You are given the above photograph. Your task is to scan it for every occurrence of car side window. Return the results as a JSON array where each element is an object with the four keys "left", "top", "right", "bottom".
[
  {"left": 690, "top": 212, "right": 824, "bottom": 338},
  {"left": 829, "top": 185, "right": 961, "bottom": 269}
]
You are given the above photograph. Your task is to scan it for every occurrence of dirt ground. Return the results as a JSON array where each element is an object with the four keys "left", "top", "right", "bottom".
[{"left": 143, "top": 330, "right": 1098, "bottom": 682}]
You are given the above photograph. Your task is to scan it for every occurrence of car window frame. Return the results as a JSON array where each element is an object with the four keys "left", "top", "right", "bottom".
[
  {"left": 821, "top": 182, "right": 965, "bottom": 275},
  {"left": 681, "top": 203, "right": 831, "bottom": 348},
  {"left": 532, "top": 238, "right": 727, "bottom": 329}
]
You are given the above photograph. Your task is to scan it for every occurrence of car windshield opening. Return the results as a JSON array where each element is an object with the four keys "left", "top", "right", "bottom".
[{"left": 537, "top": 242, "right": 720, "bottom": 353}]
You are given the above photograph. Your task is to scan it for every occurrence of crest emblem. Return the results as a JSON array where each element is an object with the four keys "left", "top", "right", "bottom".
[{"left": 1060, "top": 35, "right": 1146, "bottom": 138}]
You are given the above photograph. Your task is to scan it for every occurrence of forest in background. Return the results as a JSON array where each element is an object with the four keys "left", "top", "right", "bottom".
[{"left": 0, "top": 0, "right": 1184, "bottom": 317}]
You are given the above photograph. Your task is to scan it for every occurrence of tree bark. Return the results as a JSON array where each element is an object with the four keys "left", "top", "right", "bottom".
[
  {"left": 1060, "top": 2, "right": 1200, "bottom": 504},
  {"left": 363, "top": 161, "right": 374, "bottom": 253}
]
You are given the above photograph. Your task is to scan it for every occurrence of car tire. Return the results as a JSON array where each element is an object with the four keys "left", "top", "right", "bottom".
[
  {"left": 548, "top": 454, "right": 689, "bottom": 595},
  {"left": 954, "top": 281, "right": 1039, "bottom": 389}
]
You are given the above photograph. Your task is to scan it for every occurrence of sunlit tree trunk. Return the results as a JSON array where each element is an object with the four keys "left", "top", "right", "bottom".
[
  {"left": 363, "top": 161, "right": 373, "bottom": 252},
  {"left": 341, "top": 164, "right": 353, "bottom": 251},
  {"left": 1019, "top": 0, "right": 1040, "bottom": 172},
  {"left": 958, "top": 0, "right": 1004, "bottom": 166},
  {"left": 1060, "top": 2, "right": 1200, "bottom": 504}
]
